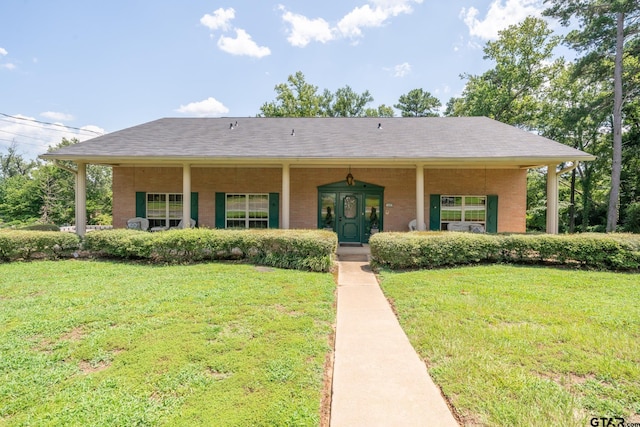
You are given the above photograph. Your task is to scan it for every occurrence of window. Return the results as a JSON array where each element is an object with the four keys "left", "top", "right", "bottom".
[
  {"left": 226, "top": 194, "right": 269, "bottom": 229},
  {"left": 146, "top": 193, "right": 183, "bottom": 228},
  {"left": 440, "top": 195, "right": 486, "bottom": 230}
]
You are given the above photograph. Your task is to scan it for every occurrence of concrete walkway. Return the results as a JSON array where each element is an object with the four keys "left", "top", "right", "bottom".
[{"left": 330, "top": 247, "right": 459, "bottom": 427}]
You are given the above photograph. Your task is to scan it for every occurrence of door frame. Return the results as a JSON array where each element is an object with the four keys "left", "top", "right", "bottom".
[{"left": 317, "top": 180, "right": 384, "bottom": 244}]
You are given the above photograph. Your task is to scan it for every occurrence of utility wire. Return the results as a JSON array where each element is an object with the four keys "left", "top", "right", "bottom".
[{"left": 0, "top": 112, "right": 104, "bottom": 135}]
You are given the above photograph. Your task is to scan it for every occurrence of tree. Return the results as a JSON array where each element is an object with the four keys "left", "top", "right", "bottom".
[
  {"left": 259, "top": 71, "right": 384, "bottom": 118},
  {"left": 394, "top": 88, "right": 441, "bottom": 117},
  {"left": 259, "top": 71, "right": 324, "bottom": 117},
  {"left": 322, "top": 85, "right": 374, "bottom": 117},
  {"left": 364, "top": 104, "right": 395, "bottom": 117},
  {"left": 446, "top": 17, "right": 561, "bottom": 128},
  {"left": 0, "top": 141, "right": 35, "bottom": 179},
  {"left": 544, "top": 0, "right": 640, "bottom": 231}
]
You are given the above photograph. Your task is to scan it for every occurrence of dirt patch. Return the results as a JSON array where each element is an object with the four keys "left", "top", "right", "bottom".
[
  {"left": 206, "top": 368, "right": 232, "bottom": 380},
  {"left": 254, "top": 266, "right": 274, "bottom": 273},
  {"left": 320, "top": 327, "right": 335, "bottom": 427},
  {"left": 79, "top": 360, "right": 110, "bottom": 374},
  {"left": 61, "top": 327, "right": 85, "bottom": 341}
]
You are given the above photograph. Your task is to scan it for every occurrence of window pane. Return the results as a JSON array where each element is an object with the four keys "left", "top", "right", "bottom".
[
  {"left": 226, "top": 194, "right": 269, "bottom": 229},
  {"left": 366, "top": 195, "right": 380, "bottom": 230},
  {"left": 321, "top": 193, "right": 336, "bottom": 229},
  {"left": 441, "top": 210, "right": 462, "bottom": 221},
  {"left": 343, "top": 196, "right": 357, "bottom": 219}
]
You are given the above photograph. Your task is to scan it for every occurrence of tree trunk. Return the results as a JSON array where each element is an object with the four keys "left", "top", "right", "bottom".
[
  {"left": 606, "top": 11, "right": 624, "bottom": 232},
  {"left": 569, "top": 168, "right": 576, "bottom": 233}
]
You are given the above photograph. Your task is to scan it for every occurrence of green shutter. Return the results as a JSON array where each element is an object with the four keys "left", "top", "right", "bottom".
[
  {"left": 190, "top": 192, "right": 198, "bottom": 225},
  {"left": 486, "top": 195, "right": 498, "bottom": 233},
  {"left": 429, "top": 194, "right": 440, "bottom": 231},
  {"left": 215, "top": 192, "right": 225, "bottom": 229},
  {"left": 136, "top": 192, "right": 146, "bottom": 218},
  {"left": 269, "top": 193, "right": 279, "bottom": 229}
]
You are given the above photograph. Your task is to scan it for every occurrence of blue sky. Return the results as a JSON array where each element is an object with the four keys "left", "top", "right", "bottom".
[{"left": 0, "top": 0, "right": 550, "bottom": 158}]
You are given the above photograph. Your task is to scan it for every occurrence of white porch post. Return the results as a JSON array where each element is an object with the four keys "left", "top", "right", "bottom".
[
  {"left": 546, "top": 164, "right": 558, "bottom": 234},
  {"left": 416, "top": 164, "right": 425, "bottom": 231},
  {"left": 182, "top": 163, "right": 191, "bottom": 228},
  {"left": 75, "top": 162, "right": 87, "bottom": 237},
  {"left": 282, "top": 163, "right": 290, "bottom": 229}
]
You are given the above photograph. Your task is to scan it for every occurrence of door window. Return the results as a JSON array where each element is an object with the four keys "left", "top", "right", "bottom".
[{"left": 343, "top": 195, "right": 357, "bottom": 219}]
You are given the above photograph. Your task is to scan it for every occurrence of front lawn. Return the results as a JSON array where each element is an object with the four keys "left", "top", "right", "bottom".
[
  {"left": 379, "top": 265, "right": 640, "bottom": 426},
  {"left": 0, "top": 261, "right": 335, "bottom": 426}
]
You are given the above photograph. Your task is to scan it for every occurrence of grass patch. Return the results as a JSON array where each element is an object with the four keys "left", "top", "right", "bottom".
[
  {"left": 378, "top": 265, "right": 640, "bottom": 426},
  {"left": 0, "top": 260, "right": 335, "bottom": 426}
]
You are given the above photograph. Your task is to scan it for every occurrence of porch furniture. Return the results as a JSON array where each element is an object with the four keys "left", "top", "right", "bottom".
[
  {"left": 126, "top": 217, "right": 149, "bottom": 231},
  {"left": 447, "top": 221, "right": 485, "bottom": 233},
  {"left": 408, "top": 219, "right": 426, "bottom": 231}
]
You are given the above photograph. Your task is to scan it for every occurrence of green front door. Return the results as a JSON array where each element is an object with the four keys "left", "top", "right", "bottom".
[
  {"left": 338, "top": 193, "right": 361, "bottom": 243},
  {"left": 318, "top": 180, "right": 384, "bottom": 244}
]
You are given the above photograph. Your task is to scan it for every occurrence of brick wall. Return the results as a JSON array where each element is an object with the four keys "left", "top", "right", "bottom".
[{"left": 113, "top": 166, "right": 526, "bottom": 232}]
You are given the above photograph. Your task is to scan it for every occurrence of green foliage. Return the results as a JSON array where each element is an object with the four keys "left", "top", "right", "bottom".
[
  {"left": 370, "top": 232, "right": 640, "bottom": 271},
  {"left": 623, "top": 202, "right": 640, "bottom": 232},
  {"left": 19, "top": 224, "right": 60, "bottom": 231},
  {"left": 259, "top": 71, "right": 388, "bottom": 118},
  {"left": 447, "top": 17, "right": 560, "bottom": 127},
  {"left": 0, "top": 230, "right": 81, "bottom": 261},
  {"left": 394, "top": 88, "right": 442, "bottom": 117},
  {"left": 82, "top": 229, "right": 337, "bottom": 272}
]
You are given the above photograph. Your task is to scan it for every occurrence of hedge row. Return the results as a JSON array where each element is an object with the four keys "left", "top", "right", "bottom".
[
  {"left": 82, "top": 228, "right": 337, "bottom": 272},
  {"left": 0, "top": 230, "right": 81, "bottom": 261},
  {"left": 369, "top": 232, "right": 640, "bottom": 271}
]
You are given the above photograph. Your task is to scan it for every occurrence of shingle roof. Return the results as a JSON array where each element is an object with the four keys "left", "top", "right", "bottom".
[{"left": 41, "top": 117, "right": 595, "bottom": 166}]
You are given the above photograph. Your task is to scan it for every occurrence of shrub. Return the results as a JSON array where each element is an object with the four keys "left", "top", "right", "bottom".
[
  {"left": 82, "top": 228, "right": 337, "bottom": 272},
  {"left": 19, "top": 224, "right": 61, "bottom": 232},
  {"left": 370, "top": 232, "right": 640, "bottom": 271},
  {"left": 0, "top": 230, "right": 81, "bottom": 261},
  {"left": 82, "top": 229, "right": 154, "bottom": 259}
]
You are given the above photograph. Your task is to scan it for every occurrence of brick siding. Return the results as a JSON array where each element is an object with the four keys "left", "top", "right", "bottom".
[{"left": 113, "top": 166, "right": 526, "bottom": 232}]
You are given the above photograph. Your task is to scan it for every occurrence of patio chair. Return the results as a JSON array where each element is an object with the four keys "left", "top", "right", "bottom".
[
  {"left": 126, "top": 217, "right": 149, "bottom": 231},
  {"left": 408, "top": 219, "right": 426, "bottom": 231},
  {"left": 169, "top": 218, "right": 196, "bottom": 230}
]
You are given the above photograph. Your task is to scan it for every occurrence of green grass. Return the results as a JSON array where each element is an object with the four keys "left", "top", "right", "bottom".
[
  {"left": 0, "top": 261, "right": 335, "bottom": 426},
  {"left": 379, "top": 265, "right": 640, "bottom": 427}
]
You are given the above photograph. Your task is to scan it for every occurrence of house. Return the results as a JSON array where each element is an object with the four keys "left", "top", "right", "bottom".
[{"left": 41, "top": 117, "right": 595, "bottom": 242}]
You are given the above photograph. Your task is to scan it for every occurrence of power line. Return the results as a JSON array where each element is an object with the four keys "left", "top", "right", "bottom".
[{"left": 0, "top": 112, "right": 104, "bottom": 135}]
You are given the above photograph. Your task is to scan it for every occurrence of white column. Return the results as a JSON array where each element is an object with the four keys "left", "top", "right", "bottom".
[
  {"left": 75, "top": 162, "right": 87, "bottom": 237},
  {"left": 416, "top": 164, "right": 425, "bottom": 231},
  {"left": 282, "top": 163, "right": 290, "bottom": 229},
  {"left": 182, "top": 163, "right": 191, "bottom": 228},
  {"left": 546, "top": 164, "right": 558, "bottom": 234}
]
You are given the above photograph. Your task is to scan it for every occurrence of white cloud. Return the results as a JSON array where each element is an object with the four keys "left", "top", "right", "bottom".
[
  {"left": 41, "top": 111, "right": 75, "bottom": 122},
  {"left": 217, "top": 29, "right": 271, "bottom": 58},
  {"left": 200, "top": 8, "right": 235, "bottom": 32},
  {"left": 281, "top": 10, "right": 335, "bottom": 47},
  {"left": 200, "top": 8, "right": 271, "bottom": 58},
  {"left": 176, "top": 97, "right": 229, "bottom": 117},
  {"left": 280, "top": 0, "right": 422, "bottom": 47},
  {"left": 461, "top": 0, "right": 543, "bottom": 40},
  {"left": 393, "top": 62, "right": 411, "bottom": 77},
  {"left": 0, "top": 114, "right": 104, "bottom": 158},
  {"left": 0, "top": 47, "right": 16, "bottom": 70}
]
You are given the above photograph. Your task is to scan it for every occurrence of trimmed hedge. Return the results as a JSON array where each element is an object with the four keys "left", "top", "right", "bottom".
[
  {"left": 0, "top": 230, "right": 81, "bottom": 261},
  {"left": 83, "top": 228, "right": 337, "bottom": 272},
  {"left": 370, "top": 232, "right": 640, "bottom": 271}
]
